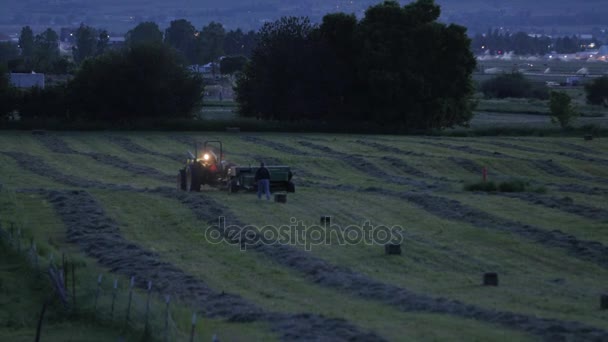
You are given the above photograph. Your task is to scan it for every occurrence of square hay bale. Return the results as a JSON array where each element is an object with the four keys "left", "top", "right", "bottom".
[
  {"left": 483, "top": 272, "right": 499, "bottom": 286},
  {"left": 384, "top": 243, "right": 401, "bottom": 255}
]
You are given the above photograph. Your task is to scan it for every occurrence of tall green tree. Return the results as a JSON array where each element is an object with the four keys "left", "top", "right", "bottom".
[
  {"left": 33, "top": 28, "right": 60, "bottom": 71},
  {"left": 235, "top": 16, "right": 319, "bottom": 120},
  {"left": 69, "top": 44, "right": 204, "bottom": 121},
  {"left": 97, "top": 30, "right": 109, "bottom": 56},
  {"left": 18, "top": 26, "right": 35, "bottom": 59},
  {"left": 224, "top": 29, "right": 258, "bottom": 57},
  {"left": 354, "top": 0, "right": 476, "bottom": 128},
  {"left": 199, "top": 22, "right": 225, "bottom": 64},
  {"left": 125, "top": 22, "right": 163, "bottom": 47},
  {"left": 164, "top": 19, "right": 199, "bottom": 64},
  {"left": 72, "top": 24, "right": 97, "bottom": 64},
  {"left": 549, "top": 91, "right": 579, "bottom": 128}
]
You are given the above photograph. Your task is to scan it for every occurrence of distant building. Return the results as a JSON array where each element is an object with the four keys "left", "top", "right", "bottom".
[{"left": 9, "top": 73, "right": 45, "bottom": 89}]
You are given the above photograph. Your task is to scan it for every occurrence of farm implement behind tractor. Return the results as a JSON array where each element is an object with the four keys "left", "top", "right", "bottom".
[{"left": 177, "top": 140, "right": 295, "bottom": 193}]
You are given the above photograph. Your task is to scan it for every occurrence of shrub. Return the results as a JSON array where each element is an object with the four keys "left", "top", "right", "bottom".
[
  {"left": 18, "top": 85, "right": 70, "bottom": 120},
  {"left": 480, "top": 73, "right": 548, "bottom": 100},
  {"left": 464, "top": 181, "right": 497, "bottom": 192},
  {"left": 464, "top": 179, "right": 546, "bottom": 193}
]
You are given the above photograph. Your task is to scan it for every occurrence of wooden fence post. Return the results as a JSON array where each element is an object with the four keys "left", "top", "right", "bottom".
[
  {"left": 71, "top": 262, "right": 76, "bottom": 311},
  {"left": 110, "top": 279, "right": 118, "bottom": 320},
  {"left": 144, "top": 281, "right": 153, "bottom": 333},
  {"left": 190, "top": 312, "right": 197, "bottom": 342},
  {"left": 125, "top": 276, "right": 134, "bottom": 324},
  {"left": 94, "top": 274, "right": 103, "bottom": 312},
  {"left": 164, "top": 295, "right": 171, "bottom": 342}
]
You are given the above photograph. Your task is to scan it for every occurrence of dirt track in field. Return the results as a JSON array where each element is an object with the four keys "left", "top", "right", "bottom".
[
  {"left": 42, "top": 189, "right": 384, "bottom": 342},
  {"left": 158, "top": 188, "right": 608, "bottom": 341}
]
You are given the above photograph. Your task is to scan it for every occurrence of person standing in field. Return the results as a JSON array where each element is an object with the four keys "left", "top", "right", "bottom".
[{"left": 255, "top": 162, "right": 271, "bottom": 200}]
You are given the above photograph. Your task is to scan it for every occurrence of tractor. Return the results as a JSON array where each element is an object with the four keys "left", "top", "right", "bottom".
[{"left": 177, "top": 140, "right": 295, "bottom": 193}]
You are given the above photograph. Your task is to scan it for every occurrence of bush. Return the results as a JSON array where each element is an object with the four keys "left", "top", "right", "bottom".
[
  {"left": 18, "top": 85, "right": 70, "bottom": 120},
  {"left": 480, "top": 73, "right": 548, "bottom": 100},
  {"left": 464, "top": 179, "right": 546, "bottom": 193},
  {"left": 549, "top": 91, "right": 578, "bottom": 128},
  {"left": 464, "top": 181, "right": 497, "bottom": 192},
  {"left": 0, "top": 69, "right": 20, "bottom": 120}
]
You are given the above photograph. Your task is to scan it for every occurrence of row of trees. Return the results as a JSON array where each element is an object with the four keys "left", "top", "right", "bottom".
[
  {"left": 0, "top": 20, "right": 259, "bottom": 74},
  {"left": 236, "top": 0, "right": 477, "bottom": 129},
  {"left": 472, "top": 29, "right": 601, "bottom": 55},
  {"left": 1, "top": 44, "right": 204, "bottom": 122}
]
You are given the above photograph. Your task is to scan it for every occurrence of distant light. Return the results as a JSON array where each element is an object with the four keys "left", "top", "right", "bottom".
[{"left": 564, "top": 55, "right": 567, "bottom": 58}]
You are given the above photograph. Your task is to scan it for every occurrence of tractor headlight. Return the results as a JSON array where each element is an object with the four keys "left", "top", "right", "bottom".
[{"left": 203, "top": 153, "right": 210, "bottom": 161}]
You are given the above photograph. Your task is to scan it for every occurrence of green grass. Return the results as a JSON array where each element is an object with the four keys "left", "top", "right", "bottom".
[{"left": 1, "top": 132, "right": 608, "bottom": 340}]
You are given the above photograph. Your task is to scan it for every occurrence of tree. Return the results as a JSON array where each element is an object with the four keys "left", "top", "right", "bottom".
[
  {"left": 480, "top": 73, "right": 548, "bottom": 99},
  {"left": 235, "top": 16, "right": 320, "bottom": 120},
  {"left": 164, "top": 19, "right": 199, "bottom": 64},
  {"left": 33, "top": 28, "right": 60, "bottom": 71},
  {"left": 69, "top": 44, "right": 204, "bottom": 121},
  {"left": 72, "top": 24, "right": 97, "bottom": 64},
  {"left": 353, "top": 0, "right": 476, "bottom": 128},
  {"left": 199, "top": 22, "right": 226, "bottom": 64},
  {"left": 220, "top": 55, "right": 247, "bottom": 75},
  {"left": 224, "top": 29, "right": 258, "bottom": 57},
  {"left": 18, "top": 26, "right": 35, "bottom": 59},
  {"left": 0, "top": 42, "right": 20, "bottom": 65},
  {"left": 584, "top": 76, "right": 608, "bottom": 107},
  {"left": 549, "top": 91, "right": 579, "bottom": 128},
  {"left": 97, "top": 30, "right": 109, "bottom": 56},
  {"left": 125, "top": 22, "right": 163, "bottom": 47}
]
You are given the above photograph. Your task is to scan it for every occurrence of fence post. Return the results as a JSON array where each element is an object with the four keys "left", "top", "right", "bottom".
[
  {"left": 125, "top": 276, "right": 134, "bottom": 325},
  {"left": 34, "top": 300, "right": 49, "bottom": 342},
  {"left": 71, "top": 262, "right": 76, "bottom": 311},
  {"left": 144, "top": 281, "right": 152, "bottom": 333},
  {"left": 164, "top": 295, "right": 171, "bottom": 342},
  {"left": 16, "top": 228, "right": 21, "bottom": 253},
  {"left": 110, "top": 279, "right": 118, "bottom": 320},
  {"left": 190, "top": 312, "right": 197, "bottom": 342},
  {"left": 94, "top": 274, "right": 103, "bottom": 312},
  {"left": 32, "top": 242, "right": 38, "bottom": 271}
]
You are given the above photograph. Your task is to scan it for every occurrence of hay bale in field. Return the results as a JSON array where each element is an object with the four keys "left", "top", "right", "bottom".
[
  {"left": 320, "top": 216, "right": 331, "bottom": 225},
  {"left": 274, "top": 194, "right": 287, "bottom": 203},
  {"left": 601, "top": 294, "right": 608, "bottom": 310},
  {"left": 384, "top": 243, "right": 401, "bottom": 255},
  {"left": 226, "top": 127, "right": 240, "bottom": 133},
  {"left": 483, "top": 272, "right": 499, "bottom": 286}
]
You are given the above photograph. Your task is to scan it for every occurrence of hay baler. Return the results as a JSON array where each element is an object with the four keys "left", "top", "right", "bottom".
[{"left": 177, "top": 140, "right": 295, "bottom": 193}]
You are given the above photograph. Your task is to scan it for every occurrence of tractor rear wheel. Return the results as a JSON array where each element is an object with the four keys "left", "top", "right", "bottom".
[
  {"left": 177, "top": 169, "right": 186, "bottom": 191},
  {"left": 186, "top": 165, "right": 201, "bottom": 192}
]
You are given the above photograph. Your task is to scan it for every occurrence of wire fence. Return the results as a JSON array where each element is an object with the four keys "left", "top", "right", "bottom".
[{"left": 0, "top": 221, "right": 215, "bottom": 342}]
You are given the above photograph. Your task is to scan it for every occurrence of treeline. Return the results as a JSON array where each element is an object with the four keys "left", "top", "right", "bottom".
[
  {"left": 0, "top": 21, "right": 258, "bottom": 74},
  {"left": 236, "top": 0, "right": 476, "bottom": 130},
  {"left": 0, "top": 45, "right": 204, "bottom": 122},
  {"left": 472, "top": 29, "right": 601, "bottom": 55}
]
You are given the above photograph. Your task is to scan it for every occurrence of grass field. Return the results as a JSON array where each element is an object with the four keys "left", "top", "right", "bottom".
[{"left": 0, "top": 131, "right": 607, "bottom": 341}]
